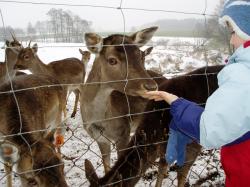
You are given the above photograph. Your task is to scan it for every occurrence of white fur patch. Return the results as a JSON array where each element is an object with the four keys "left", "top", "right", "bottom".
[
  {"left": 220, "top": 15, "right": 250, "bottom": 40},
  {"left": 226, "top": 1, "right": 250, "bottom": 8},
  {"left": 95, "top": 39, "right": 103, "bottom": 53}
]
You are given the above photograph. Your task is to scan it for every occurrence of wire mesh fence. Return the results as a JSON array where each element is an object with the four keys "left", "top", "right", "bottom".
[{"left": 0, "top": 0, "right": 227, "bottom": 186}]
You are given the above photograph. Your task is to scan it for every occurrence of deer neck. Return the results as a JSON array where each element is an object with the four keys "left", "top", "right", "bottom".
[
  {"left": 83, "top": 58, "right": 103, "bottom": 101},
  {"left": 29, "top": 55, "right": 52, "bottom": 75},
  {"left": 81, "top": 59, "right": 114, "bottom": 122},
  {"left": 4, "top": 48, "right": 17, "bottom": 77}
]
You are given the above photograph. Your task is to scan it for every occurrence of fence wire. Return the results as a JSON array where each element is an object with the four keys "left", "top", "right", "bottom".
[{"left": 0, "top": 0, "right": 226, "bottom": 186}]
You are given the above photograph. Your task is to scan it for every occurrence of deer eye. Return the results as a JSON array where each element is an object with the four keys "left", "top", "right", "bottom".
[
  {"left": 108, "top": 57, "right": 118, "bottom": 65},
  {"left": 27, "top": 178, "right": 38, "bottom": 186},
  {"left": 24, "top": 55, "right": 29, "bottom": 61}
]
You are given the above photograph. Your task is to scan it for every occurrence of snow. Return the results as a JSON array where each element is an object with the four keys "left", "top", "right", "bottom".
[{"left": 0, "top": 37, "right": 225, "bottom": 186}]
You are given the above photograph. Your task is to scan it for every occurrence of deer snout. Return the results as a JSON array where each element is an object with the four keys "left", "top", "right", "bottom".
[
  {"left": 14, "top": 64, "right": 25, "bottom": 70},
  {"left": 143, "top": 82, "right": 158, "bottom": 91}
]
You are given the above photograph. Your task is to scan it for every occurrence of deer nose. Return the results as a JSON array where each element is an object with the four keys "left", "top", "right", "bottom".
[{"left": 143, "top": 83, "right": 158, "bottom": 91}]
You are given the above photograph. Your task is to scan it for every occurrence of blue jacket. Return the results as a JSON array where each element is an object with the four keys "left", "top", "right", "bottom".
[{"left": 170, "top": 42, "right": 250, "bottom": 149}]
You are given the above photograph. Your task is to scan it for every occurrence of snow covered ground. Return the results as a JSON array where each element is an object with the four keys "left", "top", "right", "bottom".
[{"left": 0, "top": 37, "right": 226, "bottom": 186}]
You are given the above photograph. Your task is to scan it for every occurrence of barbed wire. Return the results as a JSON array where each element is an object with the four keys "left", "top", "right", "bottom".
[{"left": 0, "top": 0, "right": 218, "bottom": 17}]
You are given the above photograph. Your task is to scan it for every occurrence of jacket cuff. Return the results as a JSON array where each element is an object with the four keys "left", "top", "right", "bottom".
[{"left": 170, "top": 98, "right": 204, "bottom": 142}]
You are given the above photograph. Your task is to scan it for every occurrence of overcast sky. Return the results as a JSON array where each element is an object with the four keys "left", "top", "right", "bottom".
[{"left": 0, "top": 0, "right": 220, "bottom": 32}]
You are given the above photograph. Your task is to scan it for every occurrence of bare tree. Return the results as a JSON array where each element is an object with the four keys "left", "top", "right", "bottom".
[
  {"left": 47, "top": 8, "right": 59, "bottom": 42},
  {"left": 198, "top": 0, "right": 232, "bottom": 54},
  {"left": 27, "top": 22, "right": 36, "bottom": 40},
  {"left": 45, "top": 8, "right": 92, "bottom": 42}
]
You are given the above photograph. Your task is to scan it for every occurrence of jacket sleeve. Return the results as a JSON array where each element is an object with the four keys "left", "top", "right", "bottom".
[
  {"left": 170, "top": 98, "right": 204, "bottom": 142},
  {"left": 199, "top": 63, "right": 250, "bottom": 149}
]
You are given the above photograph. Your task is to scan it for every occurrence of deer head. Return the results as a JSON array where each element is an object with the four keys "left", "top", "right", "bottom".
[
  {"left": 5, "top": 32, "right": 22, "bottom": 59},
  {"left": 85, "top": 27, "right": 158, "bottom": 97},
  {"left": 14, "top": 43, "right": 38, "bottom": 70},
  {"left": 79, "top": 48, "right": 91, "bottom": 64},
  {"left": 5, "top": 32, "right": 22, "bottom": 55},
  {"left": 1, "top": 130, "right": 68, "bottom": 187}
]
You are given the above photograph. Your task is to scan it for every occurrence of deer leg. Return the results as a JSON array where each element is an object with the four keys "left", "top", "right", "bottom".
[
  {"left": 4, "top": 163, "right": 12, "bottom": 187},
  {"left": 63, "top": 108, "right": 67, "bottom": 118},
  {"left": 71, "top": 90, "right": 79, "bottom": 118},
  {"left": 98, "top": 142, "right": 111, "bottom": 174},
  {"left": 116, "top": 134, "right": 130, "bottom": 159},
  {"left": 155, "top": 157, "right": 168, "bottom": 187},
  {"left": 177, "top": 142, "right": 201, "bottom": 187},
  {"left": 54, "top": 102, "right": 65, "bottom": 154},
  {"left": 64, "top": 88, "right": 72, "bottom": 118}
]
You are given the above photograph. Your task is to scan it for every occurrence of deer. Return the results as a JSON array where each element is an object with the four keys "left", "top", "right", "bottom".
[
  {"left": 0, "top": 35, "right": 23, "bottom": 85},
  {"left": 0, "top": 74, "right": 68, "bottom": 187},
  {"left": 79, "top": 48, "right": 91, "bottom": 64},
  {"left": 14, "top": 43, "right": 85, "bottom": 118},
  {"left": 80, "top": 27, "right": 159, "bottom": 174},
  {"left": 84, "top": 65, "right": 225, "bottom": 187}
]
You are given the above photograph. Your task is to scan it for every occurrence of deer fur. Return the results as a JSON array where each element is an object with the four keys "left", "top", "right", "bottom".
[
  {"left": 0, "top": 74, "right": 68, "bottom": 187},
  {"left": 84, "top": 65, "right": 224, "bottom": 187},
  {"left": 14, "top": 44, "right": 85, "bottom": 118},
  {"left": 80, "top": 27, "right": 159, "bottom": 173}
]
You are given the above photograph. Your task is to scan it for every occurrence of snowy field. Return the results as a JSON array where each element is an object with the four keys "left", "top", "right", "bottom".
[{"left": 0, "top": 37, "right": 226, "bottom": 186}]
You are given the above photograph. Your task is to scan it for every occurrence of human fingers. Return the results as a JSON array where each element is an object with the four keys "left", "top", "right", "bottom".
[
  {"left": 152, "top": 91, "right": 178, "bottom": 104},
  {"left": 145, "top": 95, "right": 163, "bottom": 101}
]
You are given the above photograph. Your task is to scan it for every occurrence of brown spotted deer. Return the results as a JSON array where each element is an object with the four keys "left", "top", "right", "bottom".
[
  {"left": 80, "top": 27, "right": 159, "bottom": 173},
  {"left": 14, "top": 43, "right": 85, "bottom": 118},
  {"left": 0, "top": 74, "right": 68, "bottom": 187},
  {"left": 0, "top": 36, "right": 22, "bottom": 85},
  {"left": 84, "top": 65, "right": 224, "bottom": 187}
]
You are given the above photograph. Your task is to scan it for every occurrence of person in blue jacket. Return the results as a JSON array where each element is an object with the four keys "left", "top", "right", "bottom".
[{"left": 145, "top": 1, "right": 250, "bottom": 186}]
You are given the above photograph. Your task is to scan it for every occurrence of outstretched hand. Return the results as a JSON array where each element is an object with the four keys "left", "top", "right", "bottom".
[{"left": 144, "top": 91, "right": 179, "bottom": 105}]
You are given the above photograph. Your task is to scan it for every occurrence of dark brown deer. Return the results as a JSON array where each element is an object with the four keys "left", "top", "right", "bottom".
[
  {"left": 14, "top": 43, "right": 85, "bottom": 118},
  {"left": 0, "top": 36, "right": 22, "bottom": 85},
  {"left": 0, "top": 74, "right": 68, "bottom": 187},
  {"left": 84, "top": 65, "right": 224, "bottom": 187},
  {"left": 80, "top": 27, "right": 159, "bottom": 173}
]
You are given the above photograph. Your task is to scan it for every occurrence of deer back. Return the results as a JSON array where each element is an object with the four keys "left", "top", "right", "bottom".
[
  {"left": 0, "top": 74, "right": 66, "bottom": 140},
  {"left": 15, "top": 46, "right": 85, "bottom": 91}
]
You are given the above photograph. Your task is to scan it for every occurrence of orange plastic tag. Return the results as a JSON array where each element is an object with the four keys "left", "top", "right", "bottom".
[{"left": 55, "top": 134, "right": 64, "bottom": 147}]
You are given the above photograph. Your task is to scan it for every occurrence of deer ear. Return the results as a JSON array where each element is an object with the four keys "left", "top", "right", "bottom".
[
  {"left": 84, "top": 33, "right": 103, "bottom": 54},
  {"left": 85, "top": 159, "right": 99, "bottom": 186},
  {"left": 32, "top": 43, "right": 38, "bottom": 53},
  {"left": 79, "top": 48, "right": 84, "bottom": 55},
  {"left": 0, "top": 142, "right": 20, "bottom": 164},
  {"left": 5, "top": 40, "right": 10, "bottom": 46},
  {"left": 130, "top": 26, "right": 158, "bottom": 47},
  {"left": 143, "top": 46, "right": 153, "bottom": 56}
]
